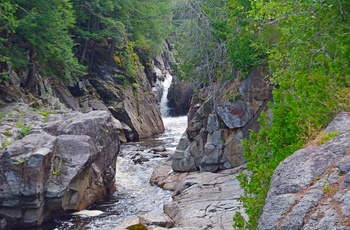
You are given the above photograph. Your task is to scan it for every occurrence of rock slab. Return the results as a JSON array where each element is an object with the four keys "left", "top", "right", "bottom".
[
  {"left": 164, "top": 165, "right": 246, "bottom": 229},
  {"left": 259, "top": 112, "right": 350, "bottom": 229}
]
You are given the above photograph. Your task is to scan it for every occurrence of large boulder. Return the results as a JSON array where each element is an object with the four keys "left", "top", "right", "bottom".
[
  {"left": 259, "top": 112, "right": 350, "bottom": 229},
  {"left": 0, "top": 104, "right": 120, "bottom": 229},
  {"left": 172, "top": 67, "right": 272, "bottom": 172}
]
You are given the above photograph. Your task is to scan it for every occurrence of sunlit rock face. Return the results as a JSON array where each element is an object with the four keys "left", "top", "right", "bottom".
[
  {"left": 0, "top": 104, "right": 120, "bottom": 229},
  {"left": 172, "top": 66, "right": 272, "bottom": 172},
  {"left": 259, "top": 112, "right": 350, "bottom": 230}
]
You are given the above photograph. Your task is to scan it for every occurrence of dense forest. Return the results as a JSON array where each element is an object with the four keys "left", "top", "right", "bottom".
[
  {"left": 1, "top": 0, "right": 350, "bottom": 229},
  {"left": 0, "top": 0, "right": 171, "bottom": 90}
]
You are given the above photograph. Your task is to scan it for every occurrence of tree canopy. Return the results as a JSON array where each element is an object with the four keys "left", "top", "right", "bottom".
[{"left": 0, "top": 0, "right": 172, "bottom": 87}]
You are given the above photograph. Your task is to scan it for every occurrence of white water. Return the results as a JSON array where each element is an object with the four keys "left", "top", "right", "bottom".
[
  {"left": 43, "top": 75, "right": 188, "bottom": 229},
  {"left": 159, "top": 73, "right": 173, "bottom": 117},
  {"left": 44, "top": 116, "right": 187, "bottom": 230}
]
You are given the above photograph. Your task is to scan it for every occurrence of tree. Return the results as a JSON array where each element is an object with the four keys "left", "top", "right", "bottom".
[
  {"left": 5, "top": 0, "right": 84, "bottom": 90},
  {"left": 0, "top": 1, "right": 18, "bottom": 79},
  {"left": 173, "top": 0, "right": 232, "bottom": 84},
  {"left": 233, "top": 0, "right": 350, "bottom": 228}
]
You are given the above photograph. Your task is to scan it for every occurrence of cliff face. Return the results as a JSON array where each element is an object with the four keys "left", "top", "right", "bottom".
[
  {"left": 0, "top": 45, "right": 165, "bottom": 142},
  {"left": 172, "top": 67, "right": 272, "bottom": 172},
  {"left": 259, "top": 112, "right": 350, "bottom": 229}
]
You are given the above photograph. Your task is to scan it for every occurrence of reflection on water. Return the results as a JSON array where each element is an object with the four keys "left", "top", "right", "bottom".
[{"left": 42, "top": 116, "right": 187, "bottom": 230}]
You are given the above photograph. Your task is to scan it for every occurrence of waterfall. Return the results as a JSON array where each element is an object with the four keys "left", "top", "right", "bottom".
[{"left": 159, "top": 73, "right": 173, "bottom": 117}]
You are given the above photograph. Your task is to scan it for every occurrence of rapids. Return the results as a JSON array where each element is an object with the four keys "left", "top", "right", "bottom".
[{"left": 40, "top": 116, "right": 187, "bottom": 230}]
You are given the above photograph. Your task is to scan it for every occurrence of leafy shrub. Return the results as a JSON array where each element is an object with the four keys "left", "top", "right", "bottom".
[{"left": 19, "top": 124, "right": 31, "bottom": 139}]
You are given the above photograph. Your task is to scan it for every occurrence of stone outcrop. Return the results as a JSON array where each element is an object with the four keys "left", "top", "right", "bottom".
[
  {"left": 115, "top": 160, "right": 246, "bottom": 230},
  {"left": 0, "top": 103, "right": 120, "bottom": 229},
  {"left": 0, "top": 45, "right": 165, "bottom": 142},
  {"left": 151, "top": 160, "right": 246, "bottom": 229},
  {"left": 172, "top": 67, "right": 272, "bottom": 172},
  {"left": 259, "top": 112, "right": 350, "bottom": 229}
]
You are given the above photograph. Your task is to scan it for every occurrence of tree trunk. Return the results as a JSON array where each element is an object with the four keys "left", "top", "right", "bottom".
[
  {"left": 80, "top": 11, "right": 92, "bottom": 64},
  {"left": 88, "top": 41, "right": 97, "bottom": 73},
  {"left": 24, "top": 46, "right": 35, "bottom": 91}
]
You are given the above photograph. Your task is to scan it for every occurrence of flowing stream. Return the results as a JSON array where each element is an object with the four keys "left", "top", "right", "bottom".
[{"left": 42, "top": 75, "right": 187, "bottom": 230}]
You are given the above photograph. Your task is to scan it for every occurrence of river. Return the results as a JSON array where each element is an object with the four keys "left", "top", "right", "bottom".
[
  {"left": 35, "top": 72, "right": 188, "bottom": 230},
  {"left": 41, "top": 117, "right": 187, "bottom": 230}
]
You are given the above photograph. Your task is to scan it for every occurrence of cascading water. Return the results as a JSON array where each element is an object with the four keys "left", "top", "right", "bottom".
[
  {"left": 159, "top": 73, "right": 173, "bottom": 117},
  {"left": 42, "top": 73, "right": 187, "bottom": 230}
]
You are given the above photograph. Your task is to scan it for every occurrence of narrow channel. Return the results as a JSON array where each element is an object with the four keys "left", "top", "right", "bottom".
[{"left": 42, "top": 75, "right": 187, "bottom": 230}]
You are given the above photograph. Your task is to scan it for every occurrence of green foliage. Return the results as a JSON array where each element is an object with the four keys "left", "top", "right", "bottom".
[
  {"left": 115, "top": 74, "right": 126, "bottom": 85},
  {"left": 72, "top": 0, "right": 171, "bottom": 64},
  {"left": 232, "top": 208, "right": 250, "bottom": 229},
  {"left": 126, "top": 224, "right": 147, "bottom": 230},
  {"left": 1, "top": 139, "right": 13, "bottom": 149},
  {"left": 4, "top": 130, "right": 12, "bottom": 137},
  {"left": 316, "top": 131, "right": 339, "bottom": 146},
  {"left": 173, "top": 0, "right": 233, "bottom": 83},
  {"left": 132, "top": 83, "right": 139, "bottom": 92},
  {"left": 52, "top": 159, "right": 63, "bottom": 176},
  {"left": 1, "top": 0, "right": 171, "bottom": 89},
  {"left": 11, "top": 0, "right": 85, "bottom": 79},
  {"left": 38, "top": 111, "right": 49, "bottom": 122},
  {"left": 12, "top": 158, "right": 25, "bottom": 165},
  {"left": 234, "top": 0, "right": 350, "bottom": 228},
  {"left": 19, "top": 124, "right": 31, "bottom": 139},
  {"left": 0, "top": 1, "right": 17, "bottom": 67},
  {"left": 118, "top": 0, "right": 172, "bottom": 62},
  {"left": 117, "top": 44, "right": 140, "bottom": 79}
]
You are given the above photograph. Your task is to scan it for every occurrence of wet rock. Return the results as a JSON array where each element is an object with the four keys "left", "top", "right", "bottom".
[
  {"left": 259, "top": 112, "right": 350, "bottom": 230},
  {"left": 0, "top": 104, "right": 120, "bottom": 229},
  {"left": 152, "top": 146, "right": 166, "bottom": 152},
  {"left": 133, "top": 156, "right": 150, "bottom": 164},
  {"left": 113, "top": 213, "right": 173, "bottom": 230}
]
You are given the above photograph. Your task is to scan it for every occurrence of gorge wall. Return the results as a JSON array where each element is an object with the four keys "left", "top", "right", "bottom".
[
  {"left": 172, "top": 67, "right": 272, "bottom": 172},
  {"left": 0, "top": 39, "right": 191, "bottom": 228}
]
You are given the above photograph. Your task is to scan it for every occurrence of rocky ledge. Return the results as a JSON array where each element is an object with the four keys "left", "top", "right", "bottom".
[
  {"left": 115, "top": 161, "right": 246, "bottom": 230},
  {"left": 259, "top": 112, "right": 350, "bottom": 229},
  {"left": 0, "top": 103, "right": 120, "bottom": 229}
]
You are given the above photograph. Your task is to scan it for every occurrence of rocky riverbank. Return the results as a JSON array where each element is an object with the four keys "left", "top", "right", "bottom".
[
  {"left": 115, "top": 161, "right": 246, "bottom": 230},
  {"left": 0, "top": 103, "right": 120, "bottom": 229}
]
